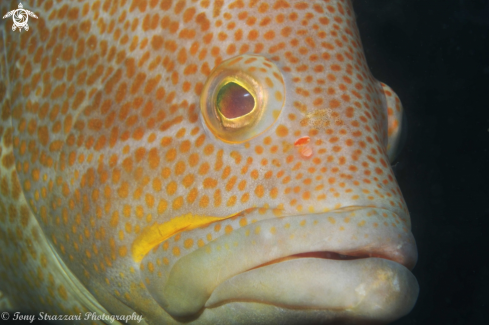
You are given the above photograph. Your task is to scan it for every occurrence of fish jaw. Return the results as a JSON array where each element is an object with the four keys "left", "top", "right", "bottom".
[{"left": 139, "top": 206, "right": 417, "bottom": 323}]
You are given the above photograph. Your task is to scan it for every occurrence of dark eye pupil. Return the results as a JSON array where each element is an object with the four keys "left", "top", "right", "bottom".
[{"left": 216, "top": 82, "right": 255, "bottom": 119}]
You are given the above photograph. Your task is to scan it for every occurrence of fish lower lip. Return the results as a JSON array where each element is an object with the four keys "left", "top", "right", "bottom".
[
  {"left": 205, "top": 257, "right": 419, "bottom": 323},
  {"left": 205, "top": 250, "right": 418, "bottom": 320},
  {"left": 141, "top": 207, "right": 417, "bottom": 318}
]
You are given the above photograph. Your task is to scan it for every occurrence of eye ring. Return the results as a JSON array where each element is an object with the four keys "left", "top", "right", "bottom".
[{"left": 200, "top": 54, "right": 285, "bottom": 144}]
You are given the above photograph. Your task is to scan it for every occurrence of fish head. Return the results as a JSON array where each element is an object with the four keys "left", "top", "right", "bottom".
[{"left": 7, "top": 0, "right": 417, "bottom": 323}]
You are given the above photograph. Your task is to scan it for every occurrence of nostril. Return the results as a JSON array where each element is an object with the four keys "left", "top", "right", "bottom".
[
  {"left": 294, "top": 136, "right": 313, "bottom": 158},
  {"left": 294, "top": 136, "right": 311, "bottom": 146}
]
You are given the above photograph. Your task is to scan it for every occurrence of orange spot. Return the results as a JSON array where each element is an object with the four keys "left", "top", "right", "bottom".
[
  {"left": 264, "top": 30, "right": 275, "bottom": 40},
  {"left": 330, "top": 99, "right": 340, "bottom": 108},
  {"left": 197, "top": 239, "right": 205, "bottom": 247},
  {"left": 183, "top": 7, "right": 196, "bottom": 23},
  {"left": 199, "top": 195, "right": 209, "bottom": 208},
  {"left": 182, "top": 174, "right": 194, "bottom": 188},
  {"left": 119, "top": 246, "right": 128, "bottom": 257},
  {"left": 57, "top": 285, "right": 68, "bottom": 300},
  {"left": 276, "top": 124, "right": 288, "bottom": 137},
  {"left": 275, "top": 90, "right": 283, "bottom": 101},
  {"left": 254, "top": 185, "right": 264, "bottom": 198},
  {"left": 184, "top": 238, "right": 194, "bottom": 249},
  {"left": 187, "top": 188, "right": 198, "bottom": 203},
  {"left": 173, "top": 197, "right": 183, "bottom": 210},
  {"left": 203, "top": 144, "right": 214, "bottom": 155},
  {"left": 158, "top": 199, "right": 168, "bottom": 214},
  {"left": 248, "top": 29, "right": 259, "bottom": 40},
  {"left": 203, "top": 178, "right": 218, "bottom": 188},
  {"left": 199, "top": 162, "right": 210, "bottom": 175},
  {"left": 238, "top": 180, "right": 247, "bottom": 191},
  {"left": 148, "top": 262, "right": 155, "bottom": 273},
  {"left": 175, "top": 161, "right": 186, "bottom": 175},
  {"left": 37, "top": 126, "right": 49, "bottom": 146},
  {"left": 165, "top": 148, "right": 177, "bottom": 162},
  {"left": 166, "top": 181, "right": 177, "bottom": 195},
  {"left": 225, "top": 225, "right": 233, "bottom": 234},
  {"left": 241, "top": 193, "right": 249, "bottom": 203},
  {"left": 239, "top": 218, "right": 248, "bottom": 227},
  {"left": 227, "top": 195, "right": 237, "bottom": 207}
]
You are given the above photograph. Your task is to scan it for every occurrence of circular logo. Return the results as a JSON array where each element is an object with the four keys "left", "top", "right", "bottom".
[
  {"left": 13, "top": 9, "right": 29, "bottom": 28},
  {"left": 1, "top": 312, "right": 10, "bottom": 320},
  {"left": 2, "top": 3, "right": 38, "bottom": 32}
]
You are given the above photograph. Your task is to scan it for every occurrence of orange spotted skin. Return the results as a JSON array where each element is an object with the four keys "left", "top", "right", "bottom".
[{"left": 0, "top": 0, "right": 417, "bottom": 324}]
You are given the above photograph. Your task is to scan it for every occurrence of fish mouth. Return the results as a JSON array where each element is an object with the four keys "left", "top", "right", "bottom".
[
  {"left": 204, "top": 253, "right": 418, "bottom": 323},
  {"left": 141, "top": 206, "right": 418, "bottom": 323}
]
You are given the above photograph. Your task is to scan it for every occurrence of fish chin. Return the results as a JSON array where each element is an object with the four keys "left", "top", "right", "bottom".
[{"left": 204, "top": 257, "right": 419, "bottom": 324}]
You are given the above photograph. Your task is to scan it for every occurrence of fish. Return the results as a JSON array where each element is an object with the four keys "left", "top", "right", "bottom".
[{"left": 0, "top": 0, "right": 418, "bottom": 324}]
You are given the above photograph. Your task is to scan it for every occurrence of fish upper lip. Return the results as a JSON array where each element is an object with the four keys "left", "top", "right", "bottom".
[
  {"left": 231, "top": 205, "right": 417, "bottom": 271},
  {"left": 141, "top": 206, "right": 417, "bottom": 318},
  {"left": 248, "top": 206, "right": 416, "bottom": 270}
]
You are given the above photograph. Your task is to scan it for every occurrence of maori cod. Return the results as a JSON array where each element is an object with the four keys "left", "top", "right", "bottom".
[{"left": 0, "top": 0, "right": 419, "bottom": 324}]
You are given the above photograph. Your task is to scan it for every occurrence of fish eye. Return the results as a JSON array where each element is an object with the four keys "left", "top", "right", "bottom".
[{"left": 200, "top": 54, "right": 285, "bottom": 143}]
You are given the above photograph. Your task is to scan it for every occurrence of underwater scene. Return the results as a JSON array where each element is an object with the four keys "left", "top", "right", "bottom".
[{"left": 1, "top": 0, "right": 488, "bottom": 324}]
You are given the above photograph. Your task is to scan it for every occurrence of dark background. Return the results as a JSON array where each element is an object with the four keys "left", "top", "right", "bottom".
[{"left": 355, "top": 0, "right": 489, "bottom": 324}]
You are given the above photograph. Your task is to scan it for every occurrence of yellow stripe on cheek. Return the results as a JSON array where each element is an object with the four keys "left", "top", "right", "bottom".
[{"left": 131, "top": 212, "right": 243, "bottom": 262}]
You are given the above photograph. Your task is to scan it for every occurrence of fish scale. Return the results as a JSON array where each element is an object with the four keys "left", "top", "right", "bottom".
[{"left": 0, "top": 0, "right": 417, "bottom": 324}]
